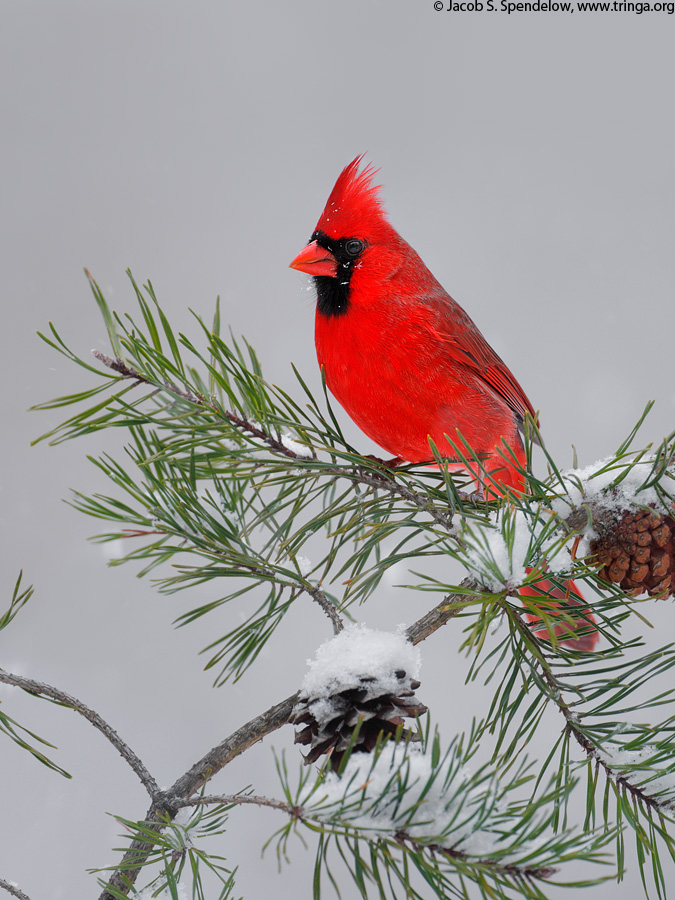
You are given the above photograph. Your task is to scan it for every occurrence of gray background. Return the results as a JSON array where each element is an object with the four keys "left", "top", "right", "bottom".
[{"left": 2, "top": 2, "right": 675, "bottom": 898}]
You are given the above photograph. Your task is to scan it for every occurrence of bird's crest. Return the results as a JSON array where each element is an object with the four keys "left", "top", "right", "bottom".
[{"left": 315, "top": 156, "right": 387, "bottom": 239}]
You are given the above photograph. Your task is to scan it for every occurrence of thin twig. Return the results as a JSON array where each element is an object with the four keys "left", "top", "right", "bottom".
[
  {"left": 167, "top": 693, "right": 299, "bottom": 801},
  {"left": 406, "top": 577, "right": 481, "bottom": 645},
  {"left": 564, "top": 721, "right": 675, "bottom": 814},
  {"left": 177, "top": 792, "right": 302, "bottom": 816},
  {"left": 305, "top": 585, "right": 344, "bottom": 632},
  {"left": 353, "top": 468, "right": 461, "bottom": 533},
  {"left": 0, "top": 669, "right": 159, "bottom": 798},
  {"left": 90, "top": 352, "right": 310, "bottom": 461},
  {"left": 117, "top": 531, "right": 344, "bottom": 632},
  {"left": 0, "top": 878, "right": 32, "bottom": 900},
  {"left": 175, "top": 796, "right": 556, "bottom": 882},
  {"left": 394, "top": 832, "right": 557, "bottom": 882}
]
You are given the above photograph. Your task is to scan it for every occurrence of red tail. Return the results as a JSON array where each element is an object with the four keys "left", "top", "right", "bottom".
[
  {"left": 519, "top": 574, "right": 598, "bottom": 651},
  {"left": 484, "top": 446, "right": 599, "bottom": 652}
]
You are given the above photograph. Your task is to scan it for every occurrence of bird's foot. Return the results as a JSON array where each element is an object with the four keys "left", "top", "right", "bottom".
[
  {"left": 358, "top": 454, "right": 403, "bottom": 482},
  {"left": 363, "top": 454, "right": 404, "bottom": 468}
]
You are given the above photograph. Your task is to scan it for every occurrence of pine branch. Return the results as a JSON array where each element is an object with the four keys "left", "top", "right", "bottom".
[
  {"left": 406, "top": 577, "right": 481, "bottom": 644},
  {"left": 393, "top": 832, "right": 557, "bottom": 883},
  {"left": 0, "top": 669, "right": 159, "bottom": 797},
  {"left": 91, "top": 350, "right": 315, "bottom": 461},
  {"left": 168, "top": 693, "right": 299, "bottom": 801},
  {"left": 506, "top": 607, "right": 675, "bottom": 816},
  {"left": 304, "top": 585, "right": 344, "bottom": 632},
  {"left": 97, "top": 581, "right": 479, "bottom": 898},
  {"left": 167, "top": 550, "right": 344, "bottom": 633},
  {"left": 0, "top": 880, "right": 32, "bottom": 900},
  {"left": 274, "top": 731, "right": 614, "bottom": 898},
  {"left": 90, "top": 350, "right": 466, "bottom": 532},
  {"left": 175, "top": 792, "right": 560, "bottom": 883},
  {"left": 567, "top": 722, "right": 674, "bottom": 815},
  {"left": 171, "top": 578, "right": 480, "bottom": 800},
  {"left": 178, "top": 791, "right": 302, "bottom": 816},
  {"left": 353, "top": 466, "right": 463, "bottom": 533}
]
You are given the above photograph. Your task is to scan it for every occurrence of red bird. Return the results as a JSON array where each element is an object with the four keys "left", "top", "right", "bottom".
[{"left": 290, "top": 157, "right": 597, "bottom": 651}]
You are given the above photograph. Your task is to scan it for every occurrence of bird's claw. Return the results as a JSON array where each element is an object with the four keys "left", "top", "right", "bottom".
[{"left": 358, "top": 454, "right": 403, "bottom": 481}]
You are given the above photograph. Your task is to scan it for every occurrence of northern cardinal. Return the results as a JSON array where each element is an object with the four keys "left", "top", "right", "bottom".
[{"left": 290, "top": 157, "right": 597, "bottom": 651}]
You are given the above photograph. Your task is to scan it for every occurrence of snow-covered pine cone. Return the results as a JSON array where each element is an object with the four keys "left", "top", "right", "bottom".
[
  {"left": 590, "top": 506, "right": 675, "bottom": 597},
  {"left": 290, "top": 669, "right": 428, "bottom": 772}
]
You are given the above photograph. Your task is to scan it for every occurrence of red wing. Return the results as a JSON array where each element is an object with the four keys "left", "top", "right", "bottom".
[
  {"left": 431, "top": 300, "right": 538, "bottom": 429},
  {"left": 461, "top": 328, "right": 537, "bottom": 424}
]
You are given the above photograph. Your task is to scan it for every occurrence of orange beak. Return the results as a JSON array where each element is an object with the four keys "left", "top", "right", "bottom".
[{"left": 289, "top": 240, "right": 338, "bottom": 278}]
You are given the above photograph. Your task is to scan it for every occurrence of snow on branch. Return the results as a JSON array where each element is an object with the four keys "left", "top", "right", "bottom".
[{"left": 299, "top": 739, "right": 578, "bottom": 883}]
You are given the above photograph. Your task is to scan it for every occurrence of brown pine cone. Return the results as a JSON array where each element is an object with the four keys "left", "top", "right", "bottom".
[
  {"left": 590, "top": 505, "right": 675, "bottom": 598},
  {"left": 290, "top": 669, "right": 428, "bottom": 772}
]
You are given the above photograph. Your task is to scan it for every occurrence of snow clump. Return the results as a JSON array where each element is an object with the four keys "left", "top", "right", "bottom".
[{"left": 300, "top": 625, "right": 421, "bottom": 728}]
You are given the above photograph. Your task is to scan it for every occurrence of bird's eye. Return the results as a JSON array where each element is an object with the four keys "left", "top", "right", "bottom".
[{"left": 344, "top": 239, "right": 365, "bottom": 257}]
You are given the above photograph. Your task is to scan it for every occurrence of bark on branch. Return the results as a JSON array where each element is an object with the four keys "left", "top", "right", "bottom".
[
  {"left": 0, "top": 669, "right": 158, "bottom": 797},
  {"left": 0, "top": 879, "right": 32, "bottom": 900}
]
